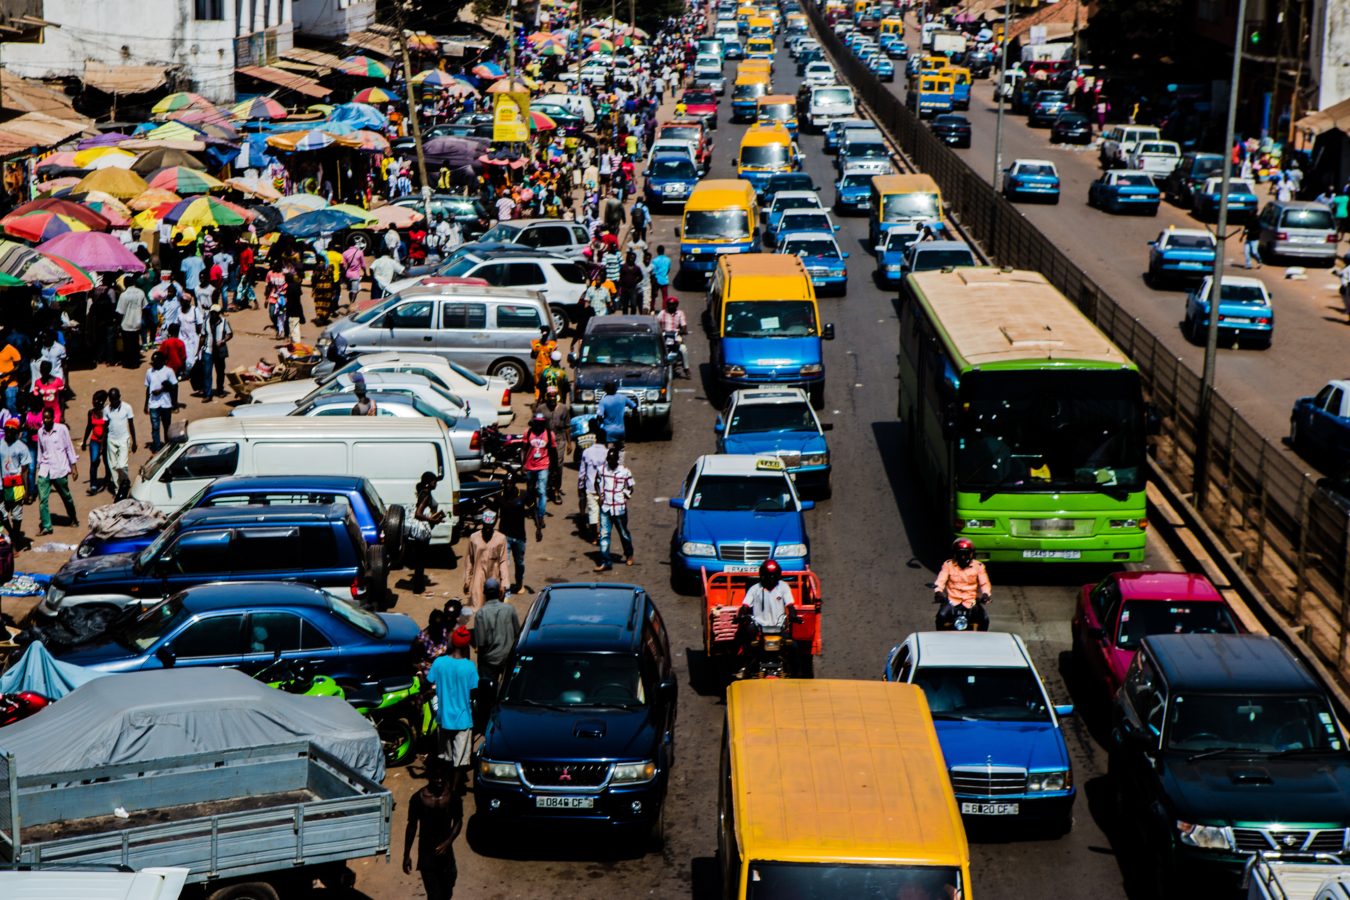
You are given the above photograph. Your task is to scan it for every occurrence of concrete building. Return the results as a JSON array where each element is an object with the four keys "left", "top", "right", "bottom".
[
  {"left": 292, "top": 0, "right": 375, "bottom": 40},
  {"left": 0, "top": 0, "right": 296, "bottom": 103},
  {"left": 1308, "top": 0, "right": 1350, "bottom": 111}
]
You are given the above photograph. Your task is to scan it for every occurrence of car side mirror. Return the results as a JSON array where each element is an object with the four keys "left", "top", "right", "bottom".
[
  {"left": 1054, "top": 703, "right": 1074, "bottom": 718},
  {"left": 1086, "top": 625, "right": 1105, "bottom": 640},
  {"left": 714, "top": 417, "right": 725, "bottom": 433},
  {"left": 156, "top": 644, "right": 176, "bottom": 667},
  {"left": 822, "top": 323, "right": 835, "bottom": 340},
  {"left": 668, "top": 497, "right": 685, "bottom": 509},
  {"left": 659, "top": 678, "right": 677, "bottom": 701},
  {"left": 821, "top": 422, "right": 834, "bottom": 431},
  {"left": 875, "top": 245, "right": 885, "bottom": 253},
  {"left": 841, "top": 251, "right": 849, "bottom": 258},
  {"left": 832, "top": 225, "right": 841, "bottom": 232},
  {"left": 800, "top": 500, "right": 815, "bottom": 510}
]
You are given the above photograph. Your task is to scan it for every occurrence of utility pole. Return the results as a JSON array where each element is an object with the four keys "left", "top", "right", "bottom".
[
  {"left": 508, "top": 0, "right": 517, "bottom": 79},
  {"left": 1194, "top": 0, "right": 1250, "bottom": 505},
  {"left": 992, "top": 0, "right": 1013, "bottom": 191},
  {"left": 396, "top": 27, "right": 431, "bottom": 220},
  {"left": 1286, "top": 0, "right": 1308, "bottom": 145}
]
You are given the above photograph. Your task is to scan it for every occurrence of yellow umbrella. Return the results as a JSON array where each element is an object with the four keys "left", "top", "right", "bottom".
[
  {"left": 143, "top": 121, "right": 203, "bottom": 143},
  {"left": 72, "top": 147, "right": 136, "bottom": 168},
  {"left": 71, "top": 168, "right": 149, "bottom": 200}
]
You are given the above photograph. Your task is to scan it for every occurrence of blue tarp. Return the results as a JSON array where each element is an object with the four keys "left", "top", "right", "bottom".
[
  {"left": 328, "top": 102, "right": 387, "bottom": 131},
  {"left": 0, "top": 641, "right": 107, "bottom": 700}
]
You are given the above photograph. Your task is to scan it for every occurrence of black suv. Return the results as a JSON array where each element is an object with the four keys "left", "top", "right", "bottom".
[
  {"left": 475, "top": 583, "right": 677, "bottom": 844},
  {"left": 39, "top": 504, "right": 389, "bottom": 621},
  {"left": 1161, "top": 152, "right": 1224, "bottom": 208},
  {"left": 569, "top": 315, "right": 674, "bottom": 439},
  {"left": 1110, "top": 634, "right": 1350, "bottom": 892}
]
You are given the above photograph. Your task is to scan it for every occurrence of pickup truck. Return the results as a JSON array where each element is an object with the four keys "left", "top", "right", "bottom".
[
  {"left": 0, "top": 742, "right": 391, "bottom": 900},
  {"left": 1245, "top": 853, "right": 1350, "bottom": 900},
  {"left": 1100, "top": 125, "right": 1163, "bottom": 169},
  {"left": 1290, "top": 379, "right": 1350, "bottom": 463}
]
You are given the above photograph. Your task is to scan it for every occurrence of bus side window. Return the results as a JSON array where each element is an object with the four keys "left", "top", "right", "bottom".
[
  {"left": 899, "top": 295, "right": 921, "bottom": 359},
  {"left": 718, "top": 726, "right": 742, "bottom": 897}
]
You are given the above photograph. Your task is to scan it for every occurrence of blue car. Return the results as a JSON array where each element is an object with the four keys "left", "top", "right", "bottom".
[
  {"left": 885, "top": 631, "right": 1076, "bottom": 829},
  {"left": 834, "top": 166, "right": 874, "bottom": 214},
  {"left": 715, "top": 387, "right": 832, "bottom": 495},
  {"left": 771, "top": 210, "right": 840, "bottom": 249},
  {"left": 824, "top": 118, "right": 870, "bottom": 154},
  {"left": 75, "top": 474, "right": 396, "bottom": 560},
  {"left": 643, "top": 153, "right": 700, "bottom": 210},
  {"left": 1182, "top": 275, "right": 1273, "bottom": 349},
  {"left": 764, "top": 190, "right": 825, "bottom": 245},
  {"left": 54, "top": 581, "right": 421, "bottom": 679},
  {"left": 1193, "top": 176, "right": 1260, "bottom": 221},
  {"left": 1087, "top": 171, "right": 1161, "bottom": 216},
  {"left": 760, "top": 171, "right": 817, "bottom": 208},
  {"left": 1147, "top": 226, "right": 1217, "bottom": 286},
  {"left": 778, "top": 230, "right": 849, "bottom": 295},
  {"left": 1291, "top": 379, "right": 1350, "bottom": 463},
  {"left": 869, "top": 55, "right": 895, "bottom": 81},
  {"left": 668, "top": 454, "right": 814, "bottom": 588},
  {"left": 1002, "top": 159, "right": 1061, "bottom": 204},
  {"left": 874, "top": 225, "right": 919, "bottom": 284}
]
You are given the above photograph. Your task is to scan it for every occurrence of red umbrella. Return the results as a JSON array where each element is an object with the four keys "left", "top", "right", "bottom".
[
  {"left": 2, "top": 198, "right": 110, "bottom": 231},
  {"left": 46, "top": 254, "right": 96, "bottom": 296}
]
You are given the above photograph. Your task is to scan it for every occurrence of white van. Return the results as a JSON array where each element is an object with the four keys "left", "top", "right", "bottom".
[
  {"left": 535, "top": 93, "right": 595, "bottom": 125},
  {"left": 0, "top": 867, "right": 188, "bottom": 899},
  {"left": 714, "top": 20, "right": 739, "bottom": 42},
  {"left": 131, "top": 418, "right": 461, "bottom": 543}
]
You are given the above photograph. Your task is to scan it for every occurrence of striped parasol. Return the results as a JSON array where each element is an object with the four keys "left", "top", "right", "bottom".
[
  {"left": 337, "top": 55, "right": 391, "bottom": 79},
  {"left": 230, "top": 96, "right": 288, "bottom": 121},
  {"left": 353, "top": 86, "right": 399, "bottom": 104},
  {"left": 145, "top": 166, "right": 223, "bottom": 195},
  {"left": 2, "top": 211, "right": 91, "bottom": 243},
  {"left": 150, "top": 92, "right": 212, "bottom": 115}
]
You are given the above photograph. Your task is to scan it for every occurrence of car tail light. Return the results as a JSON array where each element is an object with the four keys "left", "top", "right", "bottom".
[
  {"left": 1328, "top": 234, "right": 1339, "bottom": 243},
  {"left": 1256, "top": 317, "right": 1270, "bottom": 324},
  {"left": 501, "top": 388, "right": 511, "bottom": 407},
  {"left": 351, "top": 575, "right": 366, "bottom": 600},
  {"left": 470, "top": 429, "right": 481, "bottom": 450},
  {"left": 1276, "top": 231, "right": 1288, "bottom": 240}
]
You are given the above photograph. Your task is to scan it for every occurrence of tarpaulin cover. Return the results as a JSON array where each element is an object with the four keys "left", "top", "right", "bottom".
[
  {"left": 86, "top": 497, "right": 166, "bottom": 539},
  {"left": 0, "top": 641, "right": 108, "bottom": 700},
  {"left": 0, "top": 667, "right": 384, "bottom": 782}
]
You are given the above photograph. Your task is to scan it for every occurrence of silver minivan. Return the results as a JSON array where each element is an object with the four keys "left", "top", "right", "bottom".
[
  {"left": 1257, "top": 200, "right": 1339, "bottom": 264},
  {"left": 318, "top": 284, "right": 554, "bottom": 390},
  {"left": 478, "top": 217, "right": 591, "bottom": 258}
]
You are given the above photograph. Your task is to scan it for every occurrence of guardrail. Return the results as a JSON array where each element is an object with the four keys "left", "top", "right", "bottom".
[{"left": 804, "top": 8, "right": 1350, "bottom": 690}]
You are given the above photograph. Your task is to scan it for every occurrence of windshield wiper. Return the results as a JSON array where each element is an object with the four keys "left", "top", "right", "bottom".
[
  {"left": 1185, "top": 745, "right": 1256, "bottom": 762},
  {"left": 510, "top": 699, "right": 572, "bottom": 711},
  {"left": 564, "top": 701, "right": 644, "bottom": 710}
]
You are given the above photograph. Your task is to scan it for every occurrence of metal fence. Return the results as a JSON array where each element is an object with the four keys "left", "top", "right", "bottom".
[{"left": 805, "top": 10, "right": 1350, "bottom": 686}]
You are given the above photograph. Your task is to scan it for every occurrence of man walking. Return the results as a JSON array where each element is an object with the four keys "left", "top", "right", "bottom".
[
  {"left": 116, "top": 278, "right": 147, "bottom": 369},
  {"left": 0, "top": 418, "right": 32, "bottom": 548},
  {"left": 401, "top": 758, "right": 461, "bottom": 900},
  {"left": 592, "top": 444, "right": 635, "bottom": 571},
  {"left": 496, "top": 481, "right": 529, "bottom": 594},
  {"left": 35, "top": 407, "right": 77, "bottom": 535},
  {"left": 427, "top": 626, "right": 477, "bottom": 787},
  {"left": 462, "top": 510, "right": 512, "bottom": 611},
  {"left": 200, "top": 305, "right": 232, "bottom": 401},
  {"left": 341, "top": 241, "right": 366, "bottom": 305},
  {"left": 577, "top": 419, "right": 607, "bottom": 544},
  {"left": 597, "top": 381, "right": 637, "bottom": 444},
  {"left": 533, "top": 386, "right": 571, "bottom": 503},
  {"left": 143, "top": 351, "right": 177, "bottom": 451},
  {"left": 471, "top": 578, "right": 520, "bottom": 685},
  {"left": 103, "top": 387, "right": 136, "bottom": 499}
]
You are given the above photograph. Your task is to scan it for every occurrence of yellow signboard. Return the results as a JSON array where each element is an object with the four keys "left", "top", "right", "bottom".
[{"left": 493, "top": 92, "right": 531, "bottom": 143}]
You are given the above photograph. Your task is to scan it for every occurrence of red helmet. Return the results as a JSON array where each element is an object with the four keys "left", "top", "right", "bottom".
[
  {"left": 759, "top": 559, "right": 783, "bottom": 583},
  {"left": 953, "top": 538, "right": 975, "bottom": 565}
]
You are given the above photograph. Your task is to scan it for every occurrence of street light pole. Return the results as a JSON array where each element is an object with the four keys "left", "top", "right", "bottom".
[
  {"left": 991, "top": 0, "right": 1013, "bottom": 191},
  {"left": 1193, "top": 0, "right": 1250, "bottom": 505}
]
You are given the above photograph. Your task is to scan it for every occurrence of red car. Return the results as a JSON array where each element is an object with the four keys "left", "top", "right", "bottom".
[
  {"left": 1072, "top": 571, "right": 1243, "bottom": 699},
  {"left": 679, "top": 89, "right": 720, "bottom": 130}
]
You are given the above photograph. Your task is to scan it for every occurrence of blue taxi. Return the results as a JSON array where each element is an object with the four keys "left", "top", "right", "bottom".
[
  {"left": 668, "top": 454, "right": 814, "bottom": 588},
  {"left": 763, "top": 190, "right": 824, "bottom": 246},
  {"left": 1182, "top": 275, "right": 1274, "bottom": 349},
  {"left": 834, "top": 166, "right": 874, "bottom": 214},
  {"left": 873, "top": 222, "right": 948, "bottom": 285},
  {"left": 1193, "top": 176, "right": 1260, "bottom": 221},
  {"left": 715, "top": 387, "right": 832, "bottom": 495},
  {"left": 1002, "top": 159, "right": 1061, "bottom": 204},
  {"left": 778, "top": 231, "right": 848, "bottom": 295},
  {"left": 1086, "top": 171, "right": 1161, "bottom": 216},
  {"left": 869, "top": 54, "right": 895, "bottom": 81},
  {"left": 771, "top": 209, "right": 840, "bottom": 249},
  {"left": 1147, "top": 226, "right": 1217, "bottom": 286},
  {"left": 643, "top": 153, "right": 700, "bottom": 210}
]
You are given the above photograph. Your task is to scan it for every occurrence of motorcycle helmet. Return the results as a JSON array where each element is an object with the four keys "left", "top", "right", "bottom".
[
  {"left": 952, "top": 538, "right": 975, "bottom": 567},
  {"left": 758, "top": 559, "right": 783, "bottom": 586},
  {"left": 665, "top": 296, "right": 679, "bottom": 310}
]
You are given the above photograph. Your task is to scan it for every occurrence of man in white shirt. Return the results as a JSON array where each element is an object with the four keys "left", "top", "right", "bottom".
[
  {"left": 370, "top": 252, "right": 406, "bottom": 299},
  {"left": 740, "top": 560, "right": 794, "bottom": 634}
]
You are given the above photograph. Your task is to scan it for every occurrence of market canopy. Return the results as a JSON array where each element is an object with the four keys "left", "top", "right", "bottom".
[
  {"left": 146, "top": 166, "right": 223, "bottom": 194},
  {"left": 37, "top": 232, "right": 147, "bottom": 273},
  {"left": 0, "top": 240, "right": 77, "bottom": 284},
  {"left": 5, "top": 197, "right": 111, "bottom": 230},
  {"left": 131, "top": 146, "right": 206, "bottom": 175},
  {"left": 280, "top": 206, "right": 376, "bottom": 237}
]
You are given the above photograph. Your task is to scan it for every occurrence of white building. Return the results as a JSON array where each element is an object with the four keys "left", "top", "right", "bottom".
[
  {"left": 1309, "top": 0, "right": 1350, "bottom": 111},
  {"left": 292, "top": 0, "right": 375, "bottom": 40},
  {"left": 1, "top": 0, "right": 296, "bottom": 103}
]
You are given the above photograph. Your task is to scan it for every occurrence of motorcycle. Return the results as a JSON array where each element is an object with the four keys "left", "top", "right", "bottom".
[
  {"left": 479, "top": 423, "right": 526, "bottom": 480},
  {"left": 0, "top": 690, "right": 49, "bottom": 727},
  {"left": 662, "top": 331, "right": 689, "bottom": 378},
  {"left": 736, "top": 607, "right": 803, "bottom": 679},
  {"left": 932, "top": 587, "right": 990, "bottom": 632},
  {"left": 451, "top": 479, "right": 508, "bottom": 542}
]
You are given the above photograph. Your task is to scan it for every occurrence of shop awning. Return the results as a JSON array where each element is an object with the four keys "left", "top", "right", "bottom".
[
  {"left": 1295, "top": 97, "right": 1350, "bottom": 137},
  {"left": 279, "top": 47, "right": 346, "bottom": 71},
  {"left": 343, "top": 31, "right": 394, "bottom": 57},
  {"left": 82, "top": 63, "right": 170, "bottom": 95},
  {"left": 235, "top": 66, "right": 330, "bottom": 99},
  {"left": 1, "top": 71, "right": 83, "bottom": 121},
  {"left": 0, "top": 112, "right": 95, "bottom": 158}
]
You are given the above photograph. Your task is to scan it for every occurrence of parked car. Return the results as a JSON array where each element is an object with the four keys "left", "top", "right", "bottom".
[
  {"left": 76, "top": 474, "right": 399, "bottom": 561},
  {"left": 1072, "top": 571, "right": 1239, "bottom": 701},
  {"left": 1162, "top": 152, "right": 1224, "bottom": 207},
  {"left": 40, "top": 504, "right": 389, "bottom": 619},
  {"left": 399, "top": 249, "right": 586, "bottom": 336},
  {"left": 1049, "top": 111, "right": 1093, "bottom": 145},
  {"left": 1100, "top": 125, "right": 1162, "bottom": 169},
  {"left": 1002, "top": 159, "right": 1061, "bottom": 204},
  {"left": 1182, "top": 275, "right": 1274, "bottom": 348},
  {"left": 1192, "top": 176, "right": 1260, "bottom": 221},
  {"left": 1027, "top": 90, "right": 1069, "bottom": 127},
  {"left": 777, "top": 230, "right": 849, "bottom": 296},
  {"left": 568, "top": 315, "right": 674, "bottom": 439},
  {"left": 232, "top": 369, "right": 471, "bottom": 426},
  {"left": 1257, "top": 200, "right": 1341, "bottom": 265},
  {"left": 1146, "top": 227, "right": 1217, "bottom": 286},
  {"left": 53, "top": 582, "right": 420, "bottom": 678},
  {"left": 474, "top": 583, "right": 677, "bottom": 844},
  {"left": 884, "top": 632, "right": 1075, "bottom": 830},
  {"left": 929, "top": 113, "right": 972, "bottom": 148},
  {"left": 390, "top": 195, "right": 489, "bottom": 241},
  {"left": 1127, "top": 140, "right": 1183, "bottom": 182},
  {"left": 714, "top": 387, "right": 832, "bottom": 494},
  {"left": 1290, "top": 379, "right": 1350, "bottom": 462},
  {"left": 475, "top": 217, "right": 591, "bottom": 259},
  {"left": 1110, "top": 634, "right": 1350, "bottom": 888},
  {"left": 1087, "top": 171, "right": 1161, "bottom": 215}
]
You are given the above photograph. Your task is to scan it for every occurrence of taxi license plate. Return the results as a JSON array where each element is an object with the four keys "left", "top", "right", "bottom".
[
  {"left": 1224, "top": 317, "right": 1252, "bottom": 324},
  {"left": 536, "top": 796, "right": 595, "bottom": 809},
  {"left": 724, "top": 564, "right": 759, "bottom": 573},
  {"left": 962, "top": 802, "right": 1019, "bottom": 816},
  {"left": 1022, "top": 550, "right": 1081, "bottom": 559}
]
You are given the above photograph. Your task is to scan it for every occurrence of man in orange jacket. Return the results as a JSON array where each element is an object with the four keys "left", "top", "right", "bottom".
[{"left": 934, "top": 538, "right": 991, "bottom": 630}]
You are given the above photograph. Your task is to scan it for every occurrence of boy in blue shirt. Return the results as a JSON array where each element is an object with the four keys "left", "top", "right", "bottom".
[{"left": 427, "top": 626, "right": 479, "bottom": 790}]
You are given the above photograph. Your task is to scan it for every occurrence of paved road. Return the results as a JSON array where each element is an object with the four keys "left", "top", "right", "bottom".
[
  {"left": 884, "top": 16, "right": 1348, "bottom": 470},
  {"left": 339, "top": 41, "right": 1199, "bottom": 900}
]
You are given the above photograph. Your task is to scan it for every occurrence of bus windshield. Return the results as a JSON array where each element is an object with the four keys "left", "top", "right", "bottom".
[
  {"left": 684, "top": 209, "right": 751, "bottom": 240},
  {"left": 725, "top": 300, "right": 818, "bottom": 337},
  {"left": 882, "top": 192, "right": 940, "bottom": 220},
  {"left": 745, "top": 863, "right": 962, "bottom": 898},
  {"left": 955, "top": 369, "right": 1145, "bottom": 493},
  {"left": 741, "top": 144, "right": 789, "bottom": 167}
]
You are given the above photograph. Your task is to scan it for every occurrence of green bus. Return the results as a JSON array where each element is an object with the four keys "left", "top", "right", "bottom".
[{"left": 897, "top": 267, "right": 1148, "bottom": 563}]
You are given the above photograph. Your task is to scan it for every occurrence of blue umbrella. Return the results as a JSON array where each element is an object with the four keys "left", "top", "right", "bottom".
[
  {"left": 280, "top": 207, "right": 373, "bottom": 238},
  {"left": 329, "top": 102, "right": 387, "bottom": 131}
]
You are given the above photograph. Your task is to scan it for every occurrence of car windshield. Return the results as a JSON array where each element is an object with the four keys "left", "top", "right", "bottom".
[
  {"left": 115, "top": 595, "right": 188, "bottom": 651},
  {"left": 725, "top": 299, "right": 819, "bottom": 337},
  {"left": 689, "top": 473, "right": 796, "bottom": 511},
  {"left": 784, "top": 238, "right": 840, "bottom": 258},
  {"left": 955, "top": 369, "right": 1146, "bottom": 493},
  {"left": 661, "top": 126, "right": 700, "bottom": 143},
  {"left": 767, "top": 175, "right": 812, "bottom": 194},
  {"left": 883, "top": 230, "right": 919, "bottom": 251},
  {"left": 480, "top": 224, "right": 522, "bottom": 243},
  {"left": 1284, "top": 209, "right": 1336, "bottom": 230},
  {"left": 1057, "top": 113, "right": 1088, "bottom": 124},
  {"left": 840, "top": 173, "right": 872, "bottom": 189},
  {"left": 1191, "top": 156, "right": 1223, "bottom": 177},
  {"left": 728, "top": 401, "right": 817, "bottom": 433},
  {"left": 503, "top": 652, "right": 646, "bottom": 709},
  {"left": 1167, "top": 693, "right": 1344, "bottom": 754},
  {"left": 744, "top": 863, "right": 962, "bottom": 898},
  {"left": 1114, "top": 174, "right": 1155, "bottom": 186},
  {"left": 350, "top": 295, "right": 400, "bottom": 324},
  {"left": 684, "top": 209, "right": 751, "bottom": 240},
  {"left": 1138, "top": 143, "right": 1177, "bottom": 155},
  {"left": 1165, "top": 234, "right": 1215, "bottom": 250},
  {"left": 441, "top": 255, "right": 483, "bottom": 277},
  {"left": 1213, "top": 282, "right": 1269, "bottom": 303},
  {"left": 741, "top": 144, "right": 789, "bottom": 166},
  {"left": 780, "top": 213, "right": 832, "bottom": 232},
  {"left": 733, "top": 83, "right": 767, "bottom": 100},
  {"left": 773, "top": 196, "right": 820, "bottom": 214},
  {"left": 913, "top": 666, "right": 1051, "bottom": 722},
  {"left": 650, "top": 157, "right": 698, "bottom": 179},
  {"left": 1037, "top": 92, "right": 1066, "bottom": 103},
  {"left": 1017, "top": 163, "right": 1056, "bottom": 176},
  {"left": 759, "top": 104, "right": 792, "bottom": 121},
  {"left": 326, "top": 595, "right": 387, "bottom": 637},
  {"left": 912, "top": 249, "right": 975, "bottom": 270},
  {"left": 845, "top": 142, "right": 888, "bottom": 159},
  {"left": 882, "top": 192, "right": 939, "bottom": 220},
  {"left": 684, "top": 91, "right": 715, "bottom": 105},
  {"left": 813, "top": 87, "right": 852, "bottom": 104},
  {"left": 934, "top": 115, "right": 966, "bottom": 125},
  {"left": 579, "top": 332, "right": 663, "bottom": 366},
  {"left": 1115, "top": 600, "right": 1239, "bottom": 649}
]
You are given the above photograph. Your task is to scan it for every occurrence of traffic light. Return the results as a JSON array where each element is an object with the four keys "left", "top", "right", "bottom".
[{"left": 1244, "top": 23, "right": 1264, "bottom": 49}]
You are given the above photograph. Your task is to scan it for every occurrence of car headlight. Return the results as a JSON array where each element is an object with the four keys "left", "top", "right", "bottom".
[
  {"left": 42, "top": 585, "right": 65, "bottom": 611},
  {"left": 1176, "top": 821, "right": 1231, "bottom": 850},
  {"left": 478, "top": 759, "right": 521, "bottom": 783},
  {"left": 76, "top": 541, "right": 93, "bottom": 559},
  {"left": 802, "top": 453, "right": 828, "bottom": 466},
  {"left": 646, "top": 389, "right": 661, "bottom": 401},
  {"left": 1027, "top": 770, "right": 1071, "bottom": 792},
  {"left": 681, "top": 541, "right": 716, "bottom": 557},
  {"left": 800, "top": 363, "right": 823, "bottom": 375},
  {"left": 722, "top": 364, "right": 746, "bottom": 377},
  {"left": 579, "top": 389, "right": 595, "bottom": 402},
  {"left": 610, "top": 761, "right": 657, "bottom": 784},
  {"left": 775, "top": 543, "right": 808, "bottom": 558}
]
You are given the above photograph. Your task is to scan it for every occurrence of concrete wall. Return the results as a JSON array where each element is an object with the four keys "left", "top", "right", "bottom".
[
  {"left": 1310, "top": 0, "right": 1350, "bottom": 110},
  {"left": 292, "top": 0, "right": 374, "bottom": 39}
]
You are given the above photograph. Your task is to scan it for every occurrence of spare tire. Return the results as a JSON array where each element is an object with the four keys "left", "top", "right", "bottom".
[
  {"left": 367, "top": 544, "right": 391, "bottom": 609},
  {"left": 382, "top": 504, "right": 406, "bottom": 569}
]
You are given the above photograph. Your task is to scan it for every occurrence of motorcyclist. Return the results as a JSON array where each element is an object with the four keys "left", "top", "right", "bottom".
[
  {"left": 656, "top": 296, "right": 690, "bottom": 378},
  {"left": 736, "top": 560, "right": 796, "bottom": 676},
  {"left": 934, "top": 538, "right": 991, "bottom": 631}
]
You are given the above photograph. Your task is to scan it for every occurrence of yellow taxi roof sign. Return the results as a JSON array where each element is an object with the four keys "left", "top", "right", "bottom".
[{"left": 755, "top": 455, "right": 786, "bottom": 471}]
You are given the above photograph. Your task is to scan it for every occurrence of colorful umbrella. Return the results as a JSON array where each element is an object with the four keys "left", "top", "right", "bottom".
[
  {"left": 353, "top": 86, "right": 399, "bottom": 104},
  {"left": 0, "top": 240, "right": 79, "bottom": 284},
  {"left": 157, "top": 196, "right": 252, "bottom": 229},
  {"left": 335, "top": 130, "right": 391, "bottom": 153},
  {"left": 5, "top": 198, "right": 111, "bottom": 231},
  {"left": 79, "top": 192, "right": 133, "bottom": 227},
  {"left": 128, "top": 188, "right": 182, "bottom": 212},
  {"left": 77, "top": 132, "right": 132, "bottom": 150},
  {"left": 0, "top": 272, "right": 26, "bottom": 288},
  {"left": 406, "top": 33, "right": 439, "bottom": 51},
  {"left": 230, "top": 96, "right": 288, "bottom": 121},
  {"left": 47, "top": 254, "right": 96, "bottom": 296},
  {"left": 587, "top": 38, "right": 615, "bottom": 53},
  {"left": 329, "top": 102, "right": 387, "bottom": 131},
  {"left": 279, "top": 207, "right": 375, "bottom": 237},
  {"left": 224, "top": 176, "right": 283, "bottom": 202},
  {"left": 536, "top": 41, "right": 567, "bottom": 57},
  {"left": 84, "top": 152, "right": 137, "bottom": 171},
  {"left": 472, "top": 62, "right": 506, "bottom": 80},
  {"left": 143, "top": 121, "right": 205, "bottom": 143},
  {"left": 370, "top": 205, "right": 424, "bottom": 230},
  {"left": 337, "top": 55, "right": 390, "bottom": 79},
  {"left": 3, "top": 211, "right": 91, "bottom": 243},
  {"left": 527, "top": 31, "right": 559, "bottom": 43},
  {"left": 146, "top": 166, "right": 223, "bottom": 195},
  {"left": 529, "top": 111, "right": 558, "bottom": 131},
  {"left": 71, "top": 168, "right": 149, "bottom": 200},
  {"left": 36, "top": 152, "right": 79, "bottom": 171},
  {"left": 486, "top": 76, "right": 538, "bottom": 94},
  {"left": 273, "top": 194, "right": 329, "bottom": 217},
  {"left": 130, "top": 147, "right": 205, "bottom": 175},
  {"left": 440, "top": 80, "right": 480, "bottom": 97},
  {"left": 266, "top": 130, "right": 337, "bottom": 153},
  {"left": 34, "top": 177, "right": 81, "bottom": 196},
  {"left": 37, "top": 232, "right": 146, "bottom": 273},
  {"left": 150, "top": 92, "right": 212, "bottom": 115},
  {"left": 412, "top": 69, "right": 459, "bottom": 88}
]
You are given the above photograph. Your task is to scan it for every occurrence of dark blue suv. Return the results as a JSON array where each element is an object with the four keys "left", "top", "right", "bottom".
[{"left": 475, "top": 583, "right": 677, "bottom": 845}]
